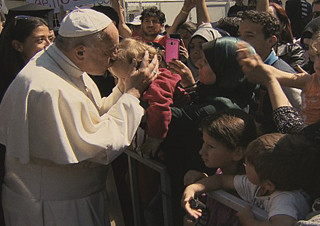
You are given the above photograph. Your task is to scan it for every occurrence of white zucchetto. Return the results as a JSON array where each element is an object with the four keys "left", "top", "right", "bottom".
[{"left": 58, "top": 8, "right": 112, "bottom": 37}]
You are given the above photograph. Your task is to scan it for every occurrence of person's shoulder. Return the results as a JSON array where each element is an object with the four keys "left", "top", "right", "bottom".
[
  {"left": 270, "top": 190, "right": 311, "bottom": 205},
  {"left": 272, "top": 58, "right": 297, "bottom": 73}
]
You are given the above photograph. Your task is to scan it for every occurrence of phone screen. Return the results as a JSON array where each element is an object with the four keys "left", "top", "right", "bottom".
[{"left": 165, "top": 38, "right": 180, "bottom": 63}]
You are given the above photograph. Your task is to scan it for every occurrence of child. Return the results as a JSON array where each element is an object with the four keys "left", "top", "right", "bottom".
[
  {"left": 183, "top": 109, "right": 257, "bottom": 226},
  {"left": 108, "top": 38, "right": 190, "bottom": 158},
  {"left": 182, "top": 133, "right": 311, "bottom": 226}
]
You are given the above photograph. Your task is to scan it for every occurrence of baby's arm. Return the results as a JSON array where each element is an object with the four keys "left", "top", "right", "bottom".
[
  {"left": 182, "top": 174, "right": 235, "bottom": 220},
  {"left": 237, "top": 206, "right": 296, "bottom": 226}
]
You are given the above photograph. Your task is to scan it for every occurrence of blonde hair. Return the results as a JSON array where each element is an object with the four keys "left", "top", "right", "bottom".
[{"left": 117, "top": 38, "right": 157, "bottom": 64}]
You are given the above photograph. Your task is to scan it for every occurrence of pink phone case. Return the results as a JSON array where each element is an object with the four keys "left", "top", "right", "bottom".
[{"left": 165, "top": 38, "right": 180, "bottom": 63}]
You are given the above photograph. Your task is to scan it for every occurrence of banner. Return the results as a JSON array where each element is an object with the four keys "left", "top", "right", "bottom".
[{"left": 26, "top": 0, "right": 110, "bottom": 12}]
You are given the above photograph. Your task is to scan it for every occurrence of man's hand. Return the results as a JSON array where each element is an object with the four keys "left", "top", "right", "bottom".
[{"left": 124, "top": 51, "right": 159, "bottom": 98}]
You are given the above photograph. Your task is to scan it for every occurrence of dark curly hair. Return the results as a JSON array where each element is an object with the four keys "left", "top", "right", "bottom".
[
  {"left": 140, "top": 6, "right": 166, "bottom": 24},
  {"left": 240, "top": 10, "right": 280, "bottom": 39}
]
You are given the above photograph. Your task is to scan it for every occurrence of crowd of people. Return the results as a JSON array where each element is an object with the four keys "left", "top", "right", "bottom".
[{"left": 0, "top": 0, "right": 320, "bottom": 225}]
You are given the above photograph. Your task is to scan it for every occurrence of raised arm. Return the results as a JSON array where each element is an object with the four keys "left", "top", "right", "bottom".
[
  {"left": 166, "top": 0, "right": 196, "bottom": 37},
  {"left": 111, "top": 0, "right": 132, "bottom": 38},
  {"left": 255, "top": 0, "right": 270, "bottom": 12},
  {"left": 196, "top": 0, "right": 210, "bottom": 26},
  {"left": 237, "top": 43, "right": 305, "bottom": 133}
]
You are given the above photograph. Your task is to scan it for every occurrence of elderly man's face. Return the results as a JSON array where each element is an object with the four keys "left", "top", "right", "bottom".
[{"left": 85, "top": 23, "right": 119, "bottom": 75}]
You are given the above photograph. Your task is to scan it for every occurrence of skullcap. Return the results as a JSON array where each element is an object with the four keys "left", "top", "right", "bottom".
[{"left": 59, "top": 8, "right": 112, "bottom": 37}]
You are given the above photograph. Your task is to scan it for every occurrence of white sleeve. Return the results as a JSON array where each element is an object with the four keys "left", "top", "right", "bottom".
[
  {"left": 0, "top": 77, "right": 144, "bottom": 165},
  {"left": 99, "top": 85, "right": 123, "bottom": 114},
  {"left": 268, "top": 191, "right": 310, "bottom": 220},
  {"left": 233, "top": 175, "right": 258, "bottom": 204}
]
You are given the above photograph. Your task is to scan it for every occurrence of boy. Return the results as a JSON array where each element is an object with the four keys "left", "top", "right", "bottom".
[{"left": 182, "top": 133, "right": 310, "bottom": 225}]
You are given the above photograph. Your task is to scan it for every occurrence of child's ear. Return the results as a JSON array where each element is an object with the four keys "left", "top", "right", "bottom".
[{"left": 232, "top": 147, "right": 245, "bottom": 162}]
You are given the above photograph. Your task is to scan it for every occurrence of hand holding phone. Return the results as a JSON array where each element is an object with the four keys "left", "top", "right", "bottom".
[{"left": 165, "top": 38, "right": 180, "bottom": 63}]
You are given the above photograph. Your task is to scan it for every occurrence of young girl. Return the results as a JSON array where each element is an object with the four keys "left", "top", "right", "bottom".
[{"left": 184, "top": 109, "right": 257, "bottom": 226}]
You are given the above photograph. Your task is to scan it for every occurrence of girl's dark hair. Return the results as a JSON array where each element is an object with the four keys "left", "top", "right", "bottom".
[
  {"left": 0, "top": 16, "right": 48, "bottom": 100},
  {"left": 201, "top": 109, "right": 257, "bottom": 150}
]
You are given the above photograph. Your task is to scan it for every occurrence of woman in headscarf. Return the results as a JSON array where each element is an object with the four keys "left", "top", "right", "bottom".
[{"left": 161, "top": 36, "right": 257, "bottom": 225}]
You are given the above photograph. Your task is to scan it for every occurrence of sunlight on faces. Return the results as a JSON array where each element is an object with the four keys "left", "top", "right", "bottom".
[
  {"left": 84, "top": 25, "right": 119, "bottom": 76},
  {"left": 238, "top": 20, "right": 272, "bottom": 60},
  {"left": 189, "top": 37, "right": 206, "bottom": 66},
  {"left": 196, "top": 58, "right": 216, "bottom": 85},
  {"left": 19, "top": 25, "right": 51, "bottom": 62},
  {"left": 141, "top": 16, "right": 163, "bottom": 36},
  {"left": 199, "top": 130, "right": 235, "bottom": 169}
]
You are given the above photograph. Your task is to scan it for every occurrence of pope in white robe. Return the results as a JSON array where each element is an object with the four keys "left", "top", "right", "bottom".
[{"left": 0, "top": 8, "right": 158, "bottom": 226}]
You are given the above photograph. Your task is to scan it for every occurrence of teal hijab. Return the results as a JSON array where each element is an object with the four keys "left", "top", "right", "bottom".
[{"left": 202, "top": 36, "right": 257, "bottom": 108}]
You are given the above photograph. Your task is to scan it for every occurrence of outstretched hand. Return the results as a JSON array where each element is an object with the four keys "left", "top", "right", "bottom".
[{"left": 124, "top": 51, "right": 159, "bottom": 98}]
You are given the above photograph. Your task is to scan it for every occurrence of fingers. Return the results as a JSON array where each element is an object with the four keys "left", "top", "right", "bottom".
[
  {"left": 294, "top": 64, "right": 308, "bottom": 74},
  {"left": 140, "top": 50, "right": 150, "bottom": 68}
]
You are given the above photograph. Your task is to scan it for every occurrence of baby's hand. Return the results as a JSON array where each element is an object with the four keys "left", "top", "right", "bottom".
[
  {"left": 236, "top": 205, "right": 254, "bottom": 226},
  {"left": 184, "top": 170, "right": 208, "bottom": 186}
]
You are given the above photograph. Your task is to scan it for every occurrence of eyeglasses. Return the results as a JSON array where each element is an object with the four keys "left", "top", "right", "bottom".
[
  {"left": 13, "top": 15, "right": 32, "bottom": 26},
  {"left": 313, "top": 11, "right": 320, "bottom": 19}
]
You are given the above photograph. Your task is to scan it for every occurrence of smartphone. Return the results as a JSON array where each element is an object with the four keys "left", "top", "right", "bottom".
[
  {"left": 165, "top": 38, "right": 180, "bottom": 63},
  {"left": 170, "top": 33, "right": 181, "bottom": 40}
]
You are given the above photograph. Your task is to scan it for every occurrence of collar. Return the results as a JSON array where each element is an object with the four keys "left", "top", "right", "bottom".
[
  {"left": 46, "top": 44, "right": 84, "bottom": 79},
  {"left": 263, "top": 49, "right": 278, "bottom": 65}
]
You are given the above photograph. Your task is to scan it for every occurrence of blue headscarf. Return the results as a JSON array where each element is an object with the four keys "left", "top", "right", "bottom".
[{"left": 202, "top": 36, "right": 257, "bottom": 108}]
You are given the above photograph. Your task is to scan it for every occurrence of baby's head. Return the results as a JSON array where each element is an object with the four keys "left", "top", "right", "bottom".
[
  {"left": 199, "top": 109, "right": 257, "bottom": 174},
  {"left": 108, "top": 38, "right": 157, "bottom": 79}
]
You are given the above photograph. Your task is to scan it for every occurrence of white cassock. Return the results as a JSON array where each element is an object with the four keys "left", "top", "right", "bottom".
[{"left": 0, "top": 44, "right": 144, "bottom": 226}]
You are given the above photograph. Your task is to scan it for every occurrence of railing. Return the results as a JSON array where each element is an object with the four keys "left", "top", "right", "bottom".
[
  {"left": 125, "top": 149, "right": 174, "bottom": 226},
  {"left": 125, "top": 148, "right": 268, "bottom": 226}
]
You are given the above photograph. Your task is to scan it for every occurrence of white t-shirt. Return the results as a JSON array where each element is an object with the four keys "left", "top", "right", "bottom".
[{"left": 234, "top": 175, "right": 311, "bottom": 220}]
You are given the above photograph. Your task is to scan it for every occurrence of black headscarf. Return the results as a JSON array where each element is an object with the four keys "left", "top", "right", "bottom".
[{"left": 202, "top": 36, "right": 257, "bottom": 108}]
